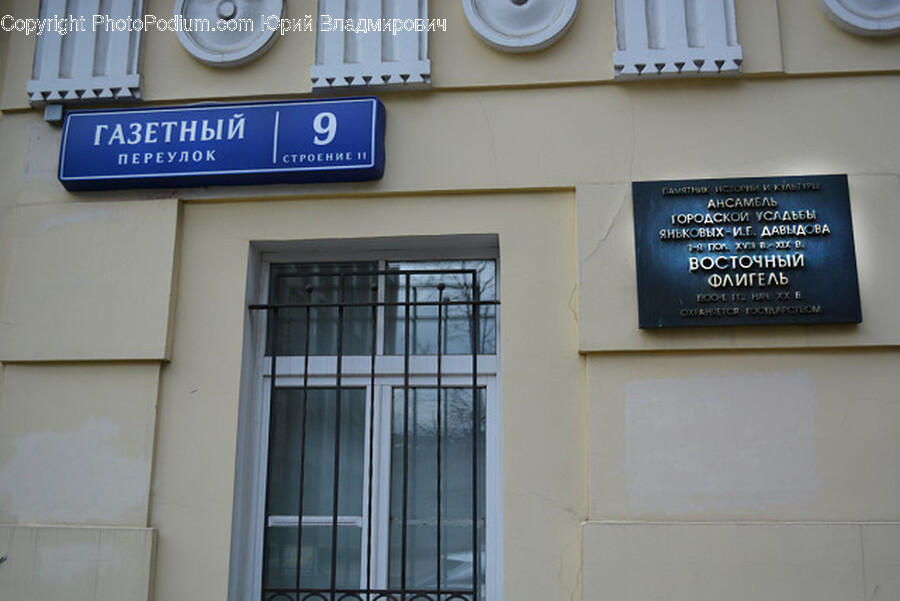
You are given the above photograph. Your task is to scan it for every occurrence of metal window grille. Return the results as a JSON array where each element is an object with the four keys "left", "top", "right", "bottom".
[{"left": 249, "top": 262, "right": 498, "bottom": 601}]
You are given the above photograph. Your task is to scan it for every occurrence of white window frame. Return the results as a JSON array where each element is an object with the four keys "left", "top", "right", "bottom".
[{"left": 229, "top": 236, "right": 503, "bottom": 601}]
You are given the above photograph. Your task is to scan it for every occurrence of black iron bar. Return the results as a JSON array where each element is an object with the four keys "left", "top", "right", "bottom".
[
  {"left": 261, "top": 306, "right": 279, "bottom": 597},
  {"left": 295, "top": 284, "right": 314, "bottom": 591},
  {"left": 365, "top": 281, "right": 378, "bottom": 595},
  {"left": 401, "top": 274, "right": 412, "bottom": 598},
  {"left": 250, "top": 299, "right": 498, "bottom": 311},
  {"left": 274, "top": 268, "right": 476, "bottom": 277},
  {"left": 436, "top": 283, "right": 445, "bottom": 596},
  {"left": 470, "top": 272, "right": 480, "bottom": 601},
  {"left": 411, "top": 286, "right": 418, "bottom": 356},
  {"left": 267, "top": 586, "right": 475, "bottom": 598},
  {"left": 329, "top": 274, "right": 346, "bottom": 601}
]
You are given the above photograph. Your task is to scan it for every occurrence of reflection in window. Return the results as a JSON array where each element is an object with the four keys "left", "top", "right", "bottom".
[{"left": 268, "top": 261, "right": 496, "bottom": 357}]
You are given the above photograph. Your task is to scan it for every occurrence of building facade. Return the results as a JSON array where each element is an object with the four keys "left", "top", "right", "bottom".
[{"left": 0, "top": 0, "right": 899, "bottom": 600}]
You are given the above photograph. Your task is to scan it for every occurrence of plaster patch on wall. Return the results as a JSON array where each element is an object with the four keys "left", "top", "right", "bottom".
[
  {"left": 0, "top": 417, "right": 148, "bottom": 523},
  {"left": 32, "top": 208, "right": 118, "bottom": 235},
  {"left": 625, "top": 371, "right": 818, "bottom": 515}
]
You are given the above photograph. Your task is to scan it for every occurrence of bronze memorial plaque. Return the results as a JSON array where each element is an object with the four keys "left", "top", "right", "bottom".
[{"left": 632, "top": 174, "right": 862, "bottom": 329}]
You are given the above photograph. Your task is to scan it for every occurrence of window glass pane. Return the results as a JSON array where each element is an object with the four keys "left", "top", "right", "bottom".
[
  {"left": 266, "top": 388, "right": 366, "bottom": 517},
  {"left": 264, "top": 525, "right": 362, "bottom": 592},
  {"left": 257, "top": 257, "right": 496, "bottom": 598},
  {"left": 263, "top": 525, "right": 298, "bottom": 591},
  {"left": 268, "top": 262, "right": 377, "bottom": 356},
  {"left": 385, "top": 260, "right": 496, "bottom": 356},
  {"left": 264, "top": 387, "right": 366, "bottom": 593},
  {"left": 388, "top": 387, "right": 486, "bottom": 591}
]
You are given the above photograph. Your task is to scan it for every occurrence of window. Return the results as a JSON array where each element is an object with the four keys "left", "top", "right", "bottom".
[{"left": 230, "top": 238, "right": 501, "bottom": 601}]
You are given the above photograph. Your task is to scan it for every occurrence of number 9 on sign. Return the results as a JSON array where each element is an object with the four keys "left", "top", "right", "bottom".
[{"left": 313, "top": 112, "right": 337, "bottom": 145}]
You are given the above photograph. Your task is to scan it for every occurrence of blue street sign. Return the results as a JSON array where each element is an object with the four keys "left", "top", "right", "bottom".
[{"left": 58, "top": 97, "right": 385, "bottom": 191}]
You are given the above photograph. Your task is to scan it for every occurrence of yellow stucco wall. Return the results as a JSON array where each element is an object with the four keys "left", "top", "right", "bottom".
[
  {"left": 150, "top": 194, "right": 585, "bottom": 601},
  {"left": 0, "top": 199, "right": 179, "bottom": 361}
]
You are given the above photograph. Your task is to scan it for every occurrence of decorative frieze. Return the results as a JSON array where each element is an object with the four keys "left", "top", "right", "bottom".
[
  {"left": 27, "top": 0, "right": 143, "bottom": 112},
  {"left": 311, "top": 0, "right": 431, "bottom": 89},
  {"left": 614, "top": 0, "right": 742, "bottom": 79}
]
